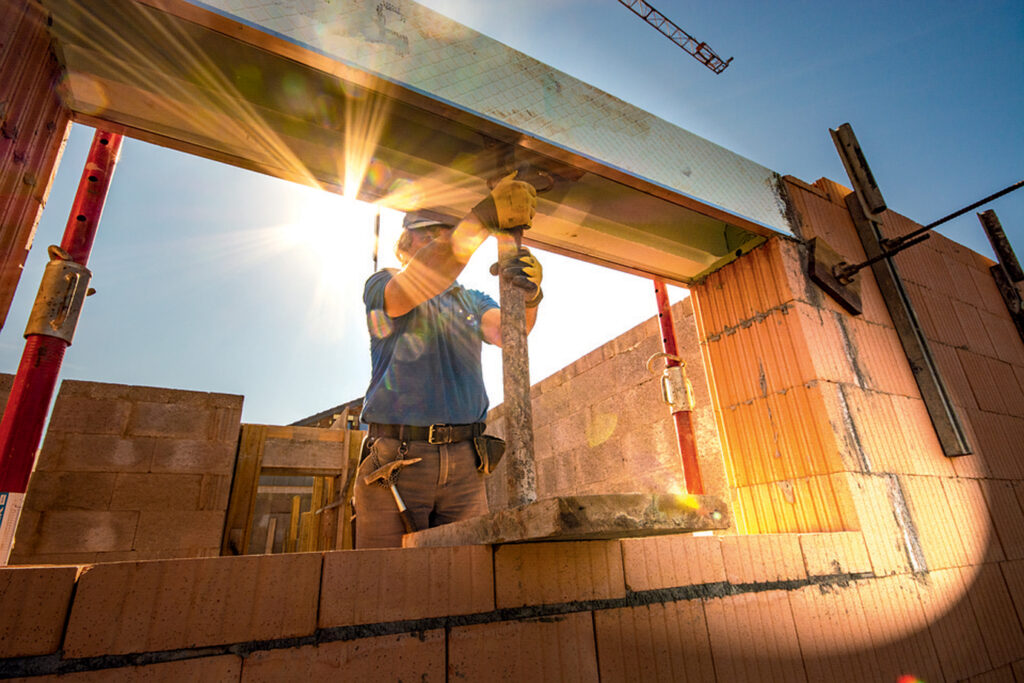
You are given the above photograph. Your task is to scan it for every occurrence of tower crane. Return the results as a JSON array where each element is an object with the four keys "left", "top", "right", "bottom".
[{"left": 617, "top": 0, "right": 732, "bottom": 74}]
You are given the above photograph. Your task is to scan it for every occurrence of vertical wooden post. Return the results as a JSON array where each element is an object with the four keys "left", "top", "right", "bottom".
[
  {"left": 221, "top": 424, "right": 267, "bottom": 555},
  {"left": 286, "top": 496, "right": 301, "bottom": 553},
  {"left": 263, "top": 517, "right": 277, "bottom": 554},
  {"left": 338, "top": 428, "right": 363, "bottom": 549},
  {"left": 318, "top": 476, "right": 338, "bottom": 551}
]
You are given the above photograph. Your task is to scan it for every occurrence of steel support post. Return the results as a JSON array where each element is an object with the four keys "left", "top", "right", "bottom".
[
  {"left": 498, "top": 230, "right": 537, "bottom": 507},
  {"left": 654, "top": 279, "right": 703, "bottom": 494},
  {"left": 0, "top": 130, "right": 122, "bottom": 564}
]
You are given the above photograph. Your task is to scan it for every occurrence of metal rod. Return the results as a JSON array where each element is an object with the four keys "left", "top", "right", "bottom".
[
  {"left": 884, "top": 179, "right": 1024, "bottom": 249},
  {"left": 372, "top": 209, "right": 380, "bottom": 271},
  {"left": 653, "top": 279, "right": 703, "bottom": 494},
  {"left": 835, "top": 233, "right": 931, "bottom": 283},
  {"left": 0, "top": 130, "right": 122, "bottom": 564}
]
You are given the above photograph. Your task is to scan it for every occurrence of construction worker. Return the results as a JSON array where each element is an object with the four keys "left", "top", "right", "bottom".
[{"left": 354, "top": 174, "right": 543, "bottom": 548}]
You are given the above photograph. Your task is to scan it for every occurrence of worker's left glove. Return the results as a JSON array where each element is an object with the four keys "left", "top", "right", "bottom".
[
  {"left": 472, "top": 172, "right": 537, "bottom": 231},
  {"left": 490, "top": 248, "right": 543, "bottom": 307}
]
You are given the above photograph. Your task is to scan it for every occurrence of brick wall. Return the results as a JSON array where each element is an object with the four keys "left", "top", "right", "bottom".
[
  {"left": 3, "top": 170, "right": 1024, "bottom": 679},
  {"left": 486, "top": 297, "right": 728, "bottom": 511},
  {"left": 692, "top": 233, "right": 869, "bottom": 534},
  {"left": 2, "top": 528, "right": 1022, "bottom": 680},
  {"left": 765, "top": 178, "right": 1024, "bottom": 574},
  {"left": 9, "top": 379, "right": 243, "bottom": 565},
  {"left": 686, "top": 176, "right": 1024, "bottom": 544}
]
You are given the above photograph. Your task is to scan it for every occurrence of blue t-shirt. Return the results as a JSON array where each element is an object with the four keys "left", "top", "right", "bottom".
[{"left": 361, "top": 269, "right": 499, "bottom": 426}]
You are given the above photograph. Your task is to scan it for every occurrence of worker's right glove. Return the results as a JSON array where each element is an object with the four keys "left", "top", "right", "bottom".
[
  {"left": 490, "top": 247, "right": 544, "bottom": 307},
  {"left": 472, "top": 172, "right": 537, "bottom": 231}
]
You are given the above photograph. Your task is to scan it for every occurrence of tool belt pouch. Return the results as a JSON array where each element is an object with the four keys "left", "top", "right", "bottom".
[
  {"left": 472, "top": 435, "right": 506, "bottom": 475},
  {"left": 358, "top": 436, "right": 374, "bottom": 464}
]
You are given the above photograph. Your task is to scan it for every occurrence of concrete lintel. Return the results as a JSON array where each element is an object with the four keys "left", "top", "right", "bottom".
[{"left": 402, "top": 493, "right": 730, "bottom": 548}]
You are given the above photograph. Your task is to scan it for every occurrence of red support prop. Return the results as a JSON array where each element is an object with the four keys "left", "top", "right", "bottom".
[
  {"left": 0, "top": 130, "right": 121, "bottom": 562},
  {"left": 654, "top": 279, "right": 704, "bottom": 494}
]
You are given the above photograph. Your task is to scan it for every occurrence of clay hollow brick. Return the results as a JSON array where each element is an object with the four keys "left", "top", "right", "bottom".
[
  {"left": 798, "top": 531, "right": 871, "bottom": 577},
  {"left": 449, "top": 611, "right": 598, "bottom": 682},
  {"left": 319, "top": 545, "right": 493, "bottom": 628},
  {"left": 620, "top": 533, "right": 726, "bottom": 592},
  {"left": 0, "top": 565, "right": 78, "bottom": 658},
  {"left": 63, "top": 553, "right": 321, "bottom": 658},
  {"left": 494, "top": 541, "right": 625, "bottom": 609},
  {"left": 594, "top": 601, "right": 716, "bottom": 682},
  {"left": 240, "top": 631, "right": 444, "bottom": 682},
  {"left": 720, "top": 533, "right": 807, "bottom": 585}
]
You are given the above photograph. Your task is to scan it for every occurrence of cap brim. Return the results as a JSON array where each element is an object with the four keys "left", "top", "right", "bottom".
[{"left": 403, "top": 218, "right": 453, "bottom": 231}]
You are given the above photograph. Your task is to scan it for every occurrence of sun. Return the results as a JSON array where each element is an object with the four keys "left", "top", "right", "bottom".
[
  {"left": 276, "top": 183, "right": 410, "bottom": 280},
  {"left": 279, "top": 186, "right": 375, "bottom": 262},
  {"left": 273, "top": 184, "right": 406, "bottom": 340}
]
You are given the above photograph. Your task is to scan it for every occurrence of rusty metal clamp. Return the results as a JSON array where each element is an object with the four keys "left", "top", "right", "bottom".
[
  {"left": 647, "top": 352, "right": 695, "bottom": 412},
  {"left": 24, "top": 245, "right": 94, "bottom": 344}
]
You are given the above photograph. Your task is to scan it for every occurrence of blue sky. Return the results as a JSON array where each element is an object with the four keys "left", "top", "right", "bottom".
[{"left": 0, "top": 0, "right": 1020, "bottom": 425}]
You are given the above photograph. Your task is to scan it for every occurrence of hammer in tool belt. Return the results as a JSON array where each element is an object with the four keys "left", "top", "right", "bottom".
[{"left": 363, "top": 458, "right": 422, "bottom": 533}]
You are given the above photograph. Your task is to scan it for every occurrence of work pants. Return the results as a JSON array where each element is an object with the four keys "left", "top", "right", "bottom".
[{"left": 353, "top": 436, "right": 488, "bottom": 548}]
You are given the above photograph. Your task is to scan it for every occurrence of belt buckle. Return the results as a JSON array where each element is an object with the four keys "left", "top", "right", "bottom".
[{"left": 427, "top": 423, "right": 450, "bottom": 444}]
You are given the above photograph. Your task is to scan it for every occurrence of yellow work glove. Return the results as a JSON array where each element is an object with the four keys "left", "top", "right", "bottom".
[
  {"left": 490, "top": 247, "right": 544, "bottom": 307},
  {"left": 472, "top": 172, "right": 538, "bottom": 230}
]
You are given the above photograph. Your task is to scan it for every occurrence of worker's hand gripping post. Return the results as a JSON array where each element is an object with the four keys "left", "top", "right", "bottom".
[{"left": 363, "top": 457, "right": 422, "bottom": 534}]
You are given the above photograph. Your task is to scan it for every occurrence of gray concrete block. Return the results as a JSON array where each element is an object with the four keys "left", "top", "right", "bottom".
[{"left": 403, "top": 493, "right": 730, "bottom": 547}]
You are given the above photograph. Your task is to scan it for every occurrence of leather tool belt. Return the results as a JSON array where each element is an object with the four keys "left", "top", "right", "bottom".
[{"left": 368, "top": 422, "right": 486, "bottom": 445}]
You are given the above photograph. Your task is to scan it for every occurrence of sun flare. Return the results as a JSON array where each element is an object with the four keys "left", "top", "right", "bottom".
[
  {"left": 273, "top": 185, "right": 405, "bottom": 340},
  {"left": 280, "top": 188, "right": 373, "bottom": 257}
]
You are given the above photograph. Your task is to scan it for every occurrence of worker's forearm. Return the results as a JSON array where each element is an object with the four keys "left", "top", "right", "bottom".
[
  {"left": 411, "top": 213, "right": 489, "bottom": 281},
  {"left": 385, "top": 215, "right": 490, "bottom": 317}
]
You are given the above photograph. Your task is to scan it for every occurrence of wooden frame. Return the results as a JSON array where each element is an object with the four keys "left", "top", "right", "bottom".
[{"left": 221, "top": 418, "right": 364, "bottom": 555}]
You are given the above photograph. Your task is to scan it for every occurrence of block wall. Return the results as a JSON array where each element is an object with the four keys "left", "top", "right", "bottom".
[
  {"left": 3, "top": 529, "right": 1023, "bottom": 681},
  {"left": 486, "top": 297, "right": 727, "bottom": 511},
  {"left": 0, "top": 0, "right": 72, "bottom": 331},
  {"left": 10, "top": 379, "right": 243, "bottom": 565}
]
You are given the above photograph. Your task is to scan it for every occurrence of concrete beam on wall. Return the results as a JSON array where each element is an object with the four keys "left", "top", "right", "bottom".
[
  {"left": 402, "top": 493, "right": 730, "bottom": 548},
  {"left": 37, "top": 0, "right": 799, "bottom": 285}
]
